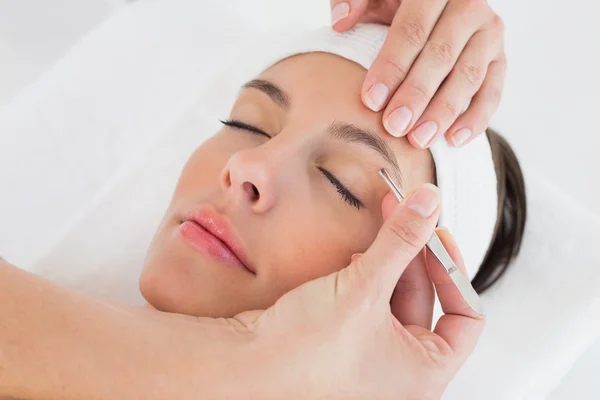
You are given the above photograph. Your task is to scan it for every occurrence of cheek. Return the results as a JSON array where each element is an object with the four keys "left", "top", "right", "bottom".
[
  {"left": 264, "top": 210, "right": 381, "bottom": 294},
  {"left": 173, "top": 136, "right": 232, "bottom": 199}
]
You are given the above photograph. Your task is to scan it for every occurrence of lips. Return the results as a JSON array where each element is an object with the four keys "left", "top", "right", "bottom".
[{"left": 180, "top": 208, "right": 255, "bottom": 274}]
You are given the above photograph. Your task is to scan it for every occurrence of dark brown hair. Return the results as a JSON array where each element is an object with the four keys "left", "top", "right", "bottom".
[{"left": 471, "top": 129, "right": 527, "bottom": 293}]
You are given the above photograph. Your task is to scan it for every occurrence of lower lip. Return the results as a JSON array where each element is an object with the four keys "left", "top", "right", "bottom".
[{"left": 180, "top": 221, "right": 250, "bottom": 272}]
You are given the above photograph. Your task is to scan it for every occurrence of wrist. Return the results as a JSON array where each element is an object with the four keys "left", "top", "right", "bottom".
[
  {"left": 219, "top": 324, "right": 313, "bottom": 400},
  {"left": 168, "top": 316, "right": 303, "bottom": 400},
  {"left": 158, "top": 315, "right": 260, "bottom": 399}
]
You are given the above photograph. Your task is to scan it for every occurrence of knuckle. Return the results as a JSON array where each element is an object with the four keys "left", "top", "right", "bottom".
[
  {"left": 386, "top": 219, "right": 423, "bottom": 251},
  {"left": 408, "top": 79, "right": 432, "bottom": 100},
  {"left": 425, "top": 40, "right": 455, "bottom": 66},
  {"left": 399, "top": 19, "right": 428, "bottom": 48},
  {"left": 488, "top": 85, "right": 503, "bottom": 106},
  {"left": 459, "top": 62, "right": 485, "bottom": 88},
  {"left": 418, "top": 333, "right": 454, "bottom": 367},
  {"left": 492, "top": 14, "right": 505, "bottom": 32},
  {"left": 381, "top": 56, "right": 410, "bottom": 82},
  {"left": 441, "top": 99, "right": 461, "bottom": 119},
  {"left": 498, "top": 52, "right": 508, "bottom": 68},
  {"left": 460, "top": 0, "right": 487, "bottom": 11}
]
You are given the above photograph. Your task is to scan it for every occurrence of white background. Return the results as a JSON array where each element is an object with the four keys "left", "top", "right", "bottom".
[{"left": 1, "top": 0, "right": 598, "bottom": 398}]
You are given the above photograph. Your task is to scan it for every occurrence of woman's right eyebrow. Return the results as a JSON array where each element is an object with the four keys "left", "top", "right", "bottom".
[
  {"left": 327, "top": 121, "right": 404, "bottom": 187},
  {"left": 242, "top": 79, "right": 291, "bottom": 110}
]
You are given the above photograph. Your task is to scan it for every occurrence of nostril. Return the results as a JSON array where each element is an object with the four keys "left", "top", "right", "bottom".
[{"left": 242, "top": 182, "right": 260, "bottom": 202}]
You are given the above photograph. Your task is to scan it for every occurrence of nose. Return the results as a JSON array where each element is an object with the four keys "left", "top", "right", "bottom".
[{"left": 220, "top": 150, "right": 279, "bottom": 213}]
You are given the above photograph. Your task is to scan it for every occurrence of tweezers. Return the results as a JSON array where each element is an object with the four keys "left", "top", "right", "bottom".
[{"left": 378, "top": 169, "right": 484, "bottom": 316}]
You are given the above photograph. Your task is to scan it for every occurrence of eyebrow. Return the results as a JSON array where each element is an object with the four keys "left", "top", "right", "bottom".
[
  {"left": 327, "top": 121, "right": 403, "bottom": 187},
  {"left": 243, "top": 79, "right": 291, "bottom": 109}
]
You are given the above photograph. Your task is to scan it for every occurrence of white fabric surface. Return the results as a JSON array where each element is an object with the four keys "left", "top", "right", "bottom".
[
  {"left": 447, "top": 173, "right": 600, "bottom": 399},
  {"left": 0, "top": 0, "right": 252, "bottom": 266},
  {"left": 1, "top": 0, "right": 599, "bottom": 398}
]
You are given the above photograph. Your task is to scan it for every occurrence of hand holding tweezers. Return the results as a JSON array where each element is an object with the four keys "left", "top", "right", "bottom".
[{"left": 378, "top": 168, "right": 484, "bottom": 316}]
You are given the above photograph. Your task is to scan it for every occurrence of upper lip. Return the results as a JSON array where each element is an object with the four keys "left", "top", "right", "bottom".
[{"left": 183, "top": 208, "right": 256, "bottom": 274}]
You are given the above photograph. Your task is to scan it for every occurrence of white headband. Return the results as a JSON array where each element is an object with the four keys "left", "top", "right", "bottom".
[{"left": 215, "top": 24, "right": 498, "bottom": 279}]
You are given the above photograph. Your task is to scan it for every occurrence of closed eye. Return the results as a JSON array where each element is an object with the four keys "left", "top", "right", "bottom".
[
  {"left": 220, "top": 119, "right": 271, "bottom": 138},
  {"left": 318, "top": 167, "right": 363, "bottom": 210}
]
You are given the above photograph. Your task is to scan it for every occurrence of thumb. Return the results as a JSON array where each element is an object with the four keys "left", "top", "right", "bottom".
[
  {"left": 331, "top": 0, "right": 370, "bottom": 31},
  {"left": 358, "top": 183, "right": 440, "bottom": 301}
]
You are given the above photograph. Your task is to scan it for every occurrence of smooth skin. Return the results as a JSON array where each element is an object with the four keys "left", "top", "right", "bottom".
[
  {"left": 331, "top": 0, "right": 506, "bottom": 148},
  {"left": 0, "top": 185, "right": 484, "bottom": 399}
]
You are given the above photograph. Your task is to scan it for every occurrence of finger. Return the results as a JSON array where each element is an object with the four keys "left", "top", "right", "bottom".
[
  {"left": 426, "top": 229, "right": 479, "bottom": 318},
  {"left": 358, "top": 184, "right": 440, "bottom": 301},
  {"left": 382, "top": 193, "right": 435, "bottom": 328},
  {"left": 361, "top": 0, "right": 448, "bottom": 112},
  {"left": 446, "top": 54, "right": 507, "bottom": 147},
  {"left": 429, "top": 229, "right": 485, "bottom": 364},
  {"left": 390, "top": 249, "right": 434, "bottom": 329},
  {"left": 407, "top": 26, "right": 502, "bottom": 149},
  {"left": 382, "top": 0, "right": 491, "bottom": 140},
  {"left": 331, "top": 0, "right": 369, "bottom": 31}
]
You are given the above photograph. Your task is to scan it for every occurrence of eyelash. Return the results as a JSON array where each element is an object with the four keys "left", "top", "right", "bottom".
[
  {"left": 220, "top": 119, "right": 271, "bottom": 138},
  {"left": 317, "top": 167, "right": 363, "bottom": 210},
  {"left": 220, "top": 119, "right": 363, "bottom": 210}
]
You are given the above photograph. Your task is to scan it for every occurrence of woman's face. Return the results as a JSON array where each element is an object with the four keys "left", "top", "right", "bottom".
[{"left": 140, "top": 52, "right": 434, "bottom": 317}]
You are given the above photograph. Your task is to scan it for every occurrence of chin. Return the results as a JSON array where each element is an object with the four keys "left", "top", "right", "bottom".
[
  {"left": 139, "top": 264, "right": 240, "bottom": 318},
  {"left": 139, "top": 267, "right": 191, "bottom": 313}
]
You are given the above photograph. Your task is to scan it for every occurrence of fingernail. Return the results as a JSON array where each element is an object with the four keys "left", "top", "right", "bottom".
[
  {"left": 383, "top": 106, "right": 412, "bottom": 137},
  {"left": 406, "top": 183, "right": 440, "bottom": 218},
  {"left": 364, "top": 83, "right": 389, "bottom": 112},
  {"left": 451, "top": 128, "right": 472, "bottom": 147},
  {"left": 351, "top": 253, "right": 362, "bottom": 261},
  {"left": 331, "top": 2, "right": 350, "bottom": 26},
  {"left": 411, "top": 121, "right": 438, "bottom": 148}
]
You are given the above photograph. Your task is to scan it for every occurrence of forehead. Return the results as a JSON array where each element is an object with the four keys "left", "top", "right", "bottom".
[
  {"left": 259, "top": 52, "right": 371, "bottom": 124},
  {"left": 252, "top": 52, "right": 435, "bottom": 189}
]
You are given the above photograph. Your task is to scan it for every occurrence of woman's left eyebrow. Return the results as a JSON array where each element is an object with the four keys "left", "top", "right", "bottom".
[{"left": 242, "top": 79, "right": 291, "bottom": 110}]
